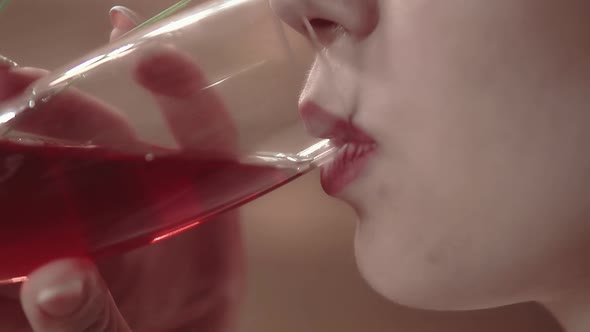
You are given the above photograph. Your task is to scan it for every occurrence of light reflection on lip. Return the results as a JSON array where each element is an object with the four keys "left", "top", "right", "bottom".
[{"left": 299, "top": 101, "right": 376, "bottom": 195}]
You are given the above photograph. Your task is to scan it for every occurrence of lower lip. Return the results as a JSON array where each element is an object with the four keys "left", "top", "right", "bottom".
[{"left": 320, "top": 143, "right": 375, "bottom": 196}]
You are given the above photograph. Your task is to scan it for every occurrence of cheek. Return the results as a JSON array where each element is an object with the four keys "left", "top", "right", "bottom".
[
  {"left": 354, "top": 96, "right": 590, "bottom": 310},
  {"left": 350, "top": 0, "right": 590, "bottom": 310},
  {"left": 355, "top": 66, "right": 590, "bottom": 307}
]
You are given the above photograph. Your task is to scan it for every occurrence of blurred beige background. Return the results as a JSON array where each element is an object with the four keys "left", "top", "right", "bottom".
[{"left": 0, "top": 1, "right": 563, "bottom": 331}]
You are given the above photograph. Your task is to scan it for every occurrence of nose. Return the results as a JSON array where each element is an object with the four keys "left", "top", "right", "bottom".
[{"left": 270, "top": 0, "right": 379, "bottom": 45}]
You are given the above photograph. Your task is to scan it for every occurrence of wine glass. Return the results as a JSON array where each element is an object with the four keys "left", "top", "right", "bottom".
[{"left": 0, "top": 0, "right": 334, "bottom": 282}]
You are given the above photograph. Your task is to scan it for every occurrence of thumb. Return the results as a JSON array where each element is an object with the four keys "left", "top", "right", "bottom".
[{"left": 20, "top": 259, "right": 131, "bottom": 332}]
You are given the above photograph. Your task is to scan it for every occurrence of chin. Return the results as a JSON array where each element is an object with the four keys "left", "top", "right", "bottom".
[{"left": 352, "top": 221, "right": 525, "bottom": 312}]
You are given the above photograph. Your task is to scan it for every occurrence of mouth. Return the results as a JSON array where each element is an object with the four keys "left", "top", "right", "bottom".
[{"left": 300, "top": 102, "right": 376, "bottom": 196}]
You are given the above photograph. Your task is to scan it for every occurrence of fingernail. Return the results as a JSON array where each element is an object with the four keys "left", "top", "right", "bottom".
[
  {"left": 0, "top": 55, "right": 18, "bottom": 69},
  {"left": 37, "top": 278, "right": 85, "bottom": 317},
  {"left": 109, "top": 6, "right": 141, "bottom": 26}
]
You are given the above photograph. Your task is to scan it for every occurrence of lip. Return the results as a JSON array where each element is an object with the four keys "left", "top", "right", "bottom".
[{"left": 300, "top": 102, "right": 376, "bottom": 195}]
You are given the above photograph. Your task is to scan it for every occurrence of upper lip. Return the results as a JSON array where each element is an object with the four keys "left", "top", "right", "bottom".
[{"left": 299, "top": 102, "right": 374, "bottom": 147}]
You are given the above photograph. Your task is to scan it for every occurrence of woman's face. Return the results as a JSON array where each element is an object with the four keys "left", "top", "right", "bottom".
[{"left": 272, "top": 0, "right": 590, "bottom": 310}]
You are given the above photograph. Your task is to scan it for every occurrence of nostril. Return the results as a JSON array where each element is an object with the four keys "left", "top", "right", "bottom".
[
  {"left": 304, "top": 18, "right": 345, "bottom": 47},
  {"left": 309, "top": 18, "right": 338, "bottom": 30},
  {"left": 270, "top": 0, "right": 378, "bottom": 46}
]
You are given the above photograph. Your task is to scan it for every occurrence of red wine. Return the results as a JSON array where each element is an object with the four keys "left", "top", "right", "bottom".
[{"left": 0, "top": 139, "right": 302, "bottom": 282}]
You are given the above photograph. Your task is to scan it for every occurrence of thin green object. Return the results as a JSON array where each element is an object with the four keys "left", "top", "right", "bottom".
[
  {"left": 0, "top": 0, "right": 10, "bottom": 14},
  {"left": 129, "top": 0, "right": 193, "bottom": 34}
]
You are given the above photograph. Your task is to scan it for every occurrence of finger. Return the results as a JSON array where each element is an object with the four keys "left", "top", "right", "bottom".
[
  {"left": 107, "top": 7, "right": 237, "bottom": 154},
  {"left": 0, "top": 66, "right": 138, "bottom": 145},
  {"left": 0, "top": 65, "right": 42, "bottom": 102},
  {"left": 134, "top": 48, "right": 238, "bottom": 155},
  {"left": 109, "top": 6, "right": 141, "bottom": 41},
  {"left": 97, "top": 212, "right": 244, "bottom": 331},
  {"left": 21, "top": 259, "right": 131, "bottom": 332}
]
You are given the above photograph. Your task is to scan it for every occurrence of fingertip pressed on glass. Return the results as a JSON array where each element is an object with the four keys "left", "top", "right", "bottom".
[{"left": 0, "top": 0, "right": 335, "bottom": 282}]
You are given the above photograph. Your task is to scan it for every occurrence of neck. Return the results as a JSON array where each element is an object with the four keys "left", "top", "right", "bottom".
[{"left": 542, "top": 291, "right": 590, "bottom": 332}]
